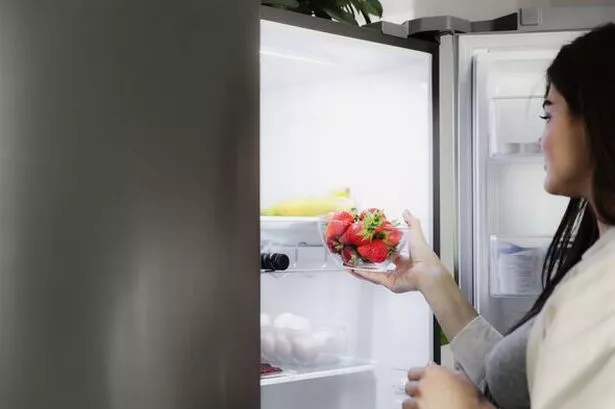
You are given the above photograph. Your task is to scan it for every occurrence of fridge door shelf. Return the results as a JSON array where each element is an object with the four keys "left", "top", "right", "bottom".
[
  {"left": 489, "top": 153, "right": 543, "bottom": 164},
  {"left": 261, "top": 216, "right": 348, "bottom": 273},
  {"left": 489, "top": 236, "right": 550, "bottom": 297},
  {"left": 488, "top": 96, "right": 545, "bottom": 158},
  {"left": 260, "top": 243, "right": 343, "bottom": 274},
  {"left": 261, "top": 216, "right": 322, "bottom": 247},
  {"left": 260, "top": 358, "right": 375, "bottom": 386}
]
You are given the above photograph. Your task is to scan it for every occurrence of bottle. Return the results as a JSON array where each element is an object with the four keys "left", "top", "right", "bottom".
[{"left": 261, "top": 253, "right": 290, "bottom": 271}]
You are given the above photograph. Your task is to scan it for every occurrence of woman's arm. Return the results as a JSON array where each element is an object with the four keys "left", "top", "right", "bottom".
[
  {"left": 352, "top": 210, "right": 503, "bottom": 385},
  {"left": 417, "top": 267, "right": 479, "bottom": 341}
]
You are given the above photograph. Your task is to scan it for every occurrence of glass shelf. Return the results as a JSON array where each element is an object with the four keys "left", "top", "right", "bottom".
[
  {"left": 261, "top": 216, "right": 345, "bottom": 274},
  {"left": 489, "top": 153, "right": 543, "bottom": 164},
  {"left": 260, "top": 358, "right": 375, "bottom": 386}
]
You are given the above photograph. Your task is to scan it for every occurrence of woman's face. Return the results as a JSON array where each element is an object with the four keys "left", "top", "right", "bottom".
[{"left": 540, "top": 86, "right": 593, "bottom": 198}]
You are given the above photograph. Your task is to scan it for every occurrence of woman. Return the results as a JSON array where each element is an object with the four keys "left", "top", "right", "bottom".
[{"left": 352, "top": 23, "right": 615, "bottom": 409}]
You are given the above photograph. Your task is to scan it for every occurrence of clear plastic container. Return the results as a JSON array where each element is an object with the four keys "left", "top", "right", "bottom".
[
  {"left": 261, "top": 313, "right": 347, "bottom": 367},
  {"left": 490, "top": 236, "right": 548, "bottom": 297}
]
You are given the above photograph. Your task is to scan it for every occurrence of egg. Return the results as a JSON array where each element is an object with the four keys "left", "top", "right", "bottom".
[
  {"left": 286, "top": 315, "right": 312, "bottom": 334},
  {"left": 261, "top": 331, "right": 276, "bottom": 359},
  {"left": 274, "top": 333, "right": 293, "bottom": 363},
  {"left": 273, "top": 313, "right": 295, "bottom": 329},
  {"left": 292, "top": 335, "right": 320, "bottom": 363},
  {"left": 312, "top": 330, "right": 333, "bottom": 349},
  {"left": 260, "top": 313, "right": 272, "bottom": 328}
]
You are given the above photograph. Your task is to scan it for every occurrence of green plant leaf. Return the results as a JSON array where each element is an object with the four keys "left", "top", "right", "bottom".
[
  {"left": 348, "top": 0, "right": 372, "bottom": 24},
  {"left": 440, "top": 329, "right": 449, "bottom": 346},
  {"left": 261, "top": 0, "right": 300, "bottom": 8},
  {"left": 323, "top": 6, "right": 359, "bottom": 25},
  {"left": 361, "top": 0, "right": 383, "bottom": 17}
]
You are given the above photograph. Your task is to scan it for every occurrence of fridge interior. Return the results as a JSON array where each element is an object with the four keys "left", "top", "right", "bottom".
[
  {"left": 473, "top": 48, "right": 569, "bottom": 331},
  {"left": 260, "top": 18, "right": 434, "bottom": 409}
]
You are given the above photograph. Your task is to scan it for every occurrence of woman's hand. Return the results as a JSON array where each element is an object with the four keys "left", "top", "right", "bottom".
[
  {"left": 403, "top": 364, "right": 494, "bottom": 409},
  {"left": 349, "top": 209, "right": 445, "bottom": 293}
]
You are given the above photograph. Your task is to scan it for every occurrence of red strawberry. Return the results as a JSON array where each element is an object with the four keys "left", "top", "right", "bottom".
[
  {"left": 341, "top": 247, "right": 360, "bottom": 267},
  {"left": 331, "top": 210, "right": 355, "bottom": 224},
  {"left": 341, "top": 222, "right": 370, "bottom": 246},
  {"left": 357, "top": 239, "right": 389, "bottom": 263},
  {"left": 327, "top": 237, "right": 343, "bottom": 254},
  {"left": 325, "top": 210, "right": 355, "bottom": 240},
  {"left": 325, "top": 220, "right": 346, "bottom": 240},
  {"left": 383, "top": 227, "right": 402, "bottom": 247}
]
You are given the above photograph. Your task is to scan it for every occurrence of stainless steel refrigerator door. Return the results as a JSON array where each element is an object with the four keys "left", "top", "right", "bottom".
[{"left": 0, "top": 1, "right": 260, "bottom": 408}]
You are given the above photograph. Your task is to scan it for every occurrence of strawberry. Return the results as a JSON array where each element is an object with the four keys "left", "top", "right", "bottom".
[
  {"left": 382, "top": 227, "right": 402, "bottom": 247},
  {"left": 341, "top": 222, "right": 370, "bottom": 246},
  {"left": 357, "top": 239, "right": 389, "bottom": 263},
  {"left": 325, "top": 211, "right": 355, "bottom": 240},
  {"left": 342, "top": 247, "right": 360, "bottom": 267},
  {"left": 331, "top": 210, "right": 356, "bottom": 224},
  {"left": 327, "top": 237, "right": 343, "bottom": 254},
  {"left": 325, "top": 220, "right": 347, "bottom": 240}
]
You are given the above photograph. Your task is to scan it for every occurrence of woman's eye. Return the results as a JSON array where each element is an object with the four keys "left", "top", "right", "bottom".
[{"left": 539, "top": 114, "right": 551, "bottom": 122}]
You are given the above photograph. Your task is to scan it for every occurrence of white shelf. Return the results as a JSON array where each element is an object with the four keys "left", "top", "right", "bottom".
[
  {"left": 489, "top": 153, "right": 543, "bottom": 164},
  {"left": 260, "top": 360, "right": 375, "bottom": 386},
  {"left": 260, "top": 216, "right": 323, "bottom": 247}
]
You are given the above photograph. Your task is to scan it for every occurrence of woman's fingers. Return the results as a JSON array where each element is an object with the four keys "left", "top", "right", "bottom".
[
  {"left": 402, "top": 398, "right": 418, "bottom": 409},
  {"left": 405, "top": 381, "right": 420, "bottom": 397},
  {"left": 347, "top": 269, "right": 393, "bottom": 288},
  {"left": 347, "top": 270, "right": 372, "bottom": 283},
  {"left": 407, "top": 367, "right": 426, "bottom": 382},
  {"left": 403, "top": 209, "right": 427, "bottom": 244}
]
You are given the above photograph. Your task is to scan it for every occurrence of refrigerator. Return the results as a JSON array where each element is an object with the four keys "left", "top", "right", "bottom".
[
  {"left": 259, "top": 5, "right": 615, "bottom": 409},
  {"left": 4, "top": 2, "right": 614, "bottom": 409}
]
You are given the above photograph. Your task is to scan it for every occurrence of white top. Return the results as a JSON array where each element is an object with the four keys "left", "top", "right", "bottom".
[{"left": 527, "top": 226, "right": 615, "bottom": 409}]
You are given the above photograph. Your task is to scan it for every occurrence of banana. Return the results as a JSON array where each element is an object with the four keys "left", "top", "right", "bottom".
[{"left": 262, "top": 188, "right": 356, "bottom": 217}]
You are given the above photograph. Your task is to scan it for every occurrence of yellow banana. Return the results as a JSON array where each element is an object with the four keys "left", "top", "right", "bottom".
[{"left": 262, "top": 189, "right": 355, "bottom": 217}]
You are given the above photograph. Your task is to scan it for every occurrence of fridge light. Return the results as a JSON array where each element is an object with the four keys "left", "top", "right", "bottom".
[{"left": 260, "top": 49, "right": 335, "bottom": 66}]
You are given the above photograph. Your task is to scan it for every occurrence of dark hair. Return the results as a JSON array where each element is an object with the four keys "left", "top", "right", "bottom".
[{"left": 509, "top": 23, "right": 615, "bottom": 332}]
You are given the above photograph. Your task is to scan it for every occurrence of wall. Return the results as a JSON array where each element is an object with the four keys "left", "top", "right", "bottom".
[{"left": 381, "top": 0, "right": 615, "bottom": 23}]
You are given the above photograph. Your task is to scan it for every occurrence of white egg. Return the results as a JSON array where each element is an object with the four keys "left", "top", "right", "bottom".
[
  {"left": 292, "top": 335, "right": 320, "bottom": 363},
  {"left": 286, "top": 315, "right": 312, "bottom": 334},
  {"left": 260, "top": 313, "right": 272, "bottom": 328},
  {"left": 311, "top": 330, "right": 333, "bottom": 349},
  {"left": 261, "top": 331, "right": 276, "bottom": 359},
  {"left": 273, "top": 313, "right": 295, "bottom": 329},
  {"left": 275, "top": 333, "right": 293, "bottom": 363}
]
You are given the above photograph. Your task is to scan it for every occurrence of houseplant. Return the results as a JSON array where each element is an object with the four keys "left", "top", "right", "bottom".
[{"left": 262, "top": 0, "right": 384, "bottom": 26}]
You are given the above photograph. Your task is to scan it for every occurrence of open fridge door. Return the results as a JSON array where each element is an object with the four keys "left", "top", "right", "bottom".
[
  {"left": 458, "top": 31, "right": 583, "bottom": 332},
  {"left": 260, "top": 8, "right": 438, "bottom": 409}
]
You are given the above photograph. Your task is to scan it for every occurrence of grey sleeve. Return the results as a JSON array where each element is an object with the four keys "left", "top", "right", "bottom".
[{"left": 450, "top": 315, "right": 503, "bottom": 388}]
